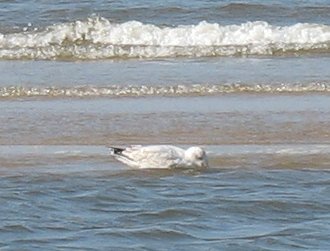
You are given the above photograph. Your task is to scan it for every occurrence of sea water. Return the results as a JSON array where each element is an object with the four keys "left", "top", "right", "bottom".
[{"left": 1, "top": 1, "right": 330, "bottom": 250}]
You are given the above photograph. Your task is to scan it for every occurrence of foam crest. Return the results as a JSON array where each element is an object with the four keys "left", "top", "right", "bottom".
[
  {"left": 1, "top": 83, "right": 329, "bottom": 99},
  {"left": 1, "top": 18, "right": 330, "bottom": 59}
]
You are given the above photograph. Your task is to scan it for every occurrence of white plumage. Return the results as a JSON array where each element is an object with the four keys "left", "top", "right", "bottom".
[{"left": 109, "top": 145, "right": 208, "bottom": 169}]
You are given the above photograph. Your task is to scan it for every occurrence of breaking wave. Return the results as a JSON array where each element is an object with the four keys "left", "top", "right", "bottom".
[
  {"left": 1, "top": 83, "right": 330, "bottom": 99},
  {"left": 1, "top": 17, "right": 330, "bottom": 60}
]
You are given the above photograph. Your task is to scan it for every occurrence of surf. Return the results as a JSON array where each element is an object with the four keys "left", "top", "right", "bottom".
[{"left": 1, "top": 18, "right": 330, "bottom": 60}]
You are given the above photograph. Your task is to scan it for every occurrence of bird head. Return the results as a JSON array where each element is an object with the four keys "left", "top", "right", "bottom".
[{"left": 184, "top": 146, "right": 208, "bottom": 168}]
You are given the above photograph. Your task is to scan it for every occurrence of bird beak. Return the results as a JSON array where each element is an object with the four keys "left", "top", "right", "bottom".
[{"left": 199, "top": 159, "right": 208, "bottom": 168}]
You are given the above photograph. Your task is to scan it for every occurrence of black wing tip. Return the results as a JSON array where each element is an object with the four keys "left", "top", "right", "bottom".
[{"left": 109, "top": 146, "right": 126, "bottom": 155}]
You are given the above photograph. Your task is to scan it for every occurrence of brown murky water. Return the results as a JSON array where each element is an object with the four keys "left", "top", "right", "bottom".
[{"left": 1, "top": 58, "right": 330, "bottom": 250}]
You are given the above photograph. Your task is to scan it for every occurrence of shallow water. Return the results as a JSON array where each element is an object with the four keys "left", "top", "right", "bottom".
[
  {"left": 1, "top": 92, "right": 330, "bottom": 249},
  {"left": 1, "top": 164, "right": 330, "bottom": 250},
  {"left": 1, "top": 0, "right": 330, "bottom": 250}
]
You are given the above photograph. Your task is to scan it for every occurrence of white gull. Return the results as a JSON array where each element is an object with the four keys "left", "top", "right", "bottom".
[{"left": 109, "top": 145, "right": 208, "bottom": 169}]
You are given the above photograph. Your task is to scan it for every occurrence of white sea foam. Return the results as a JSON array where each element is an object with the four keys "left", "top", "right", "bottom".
[
  {"left": 1, "top": 18, "right": 330, "bottom": 59},
  {"left": 1, "top": 83, "right": 329, "bottom": 99}
]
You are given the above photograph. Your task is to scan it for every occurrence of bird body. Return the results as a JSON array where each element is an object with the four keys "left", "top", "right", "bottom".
[{"left": 109, "top": 145, "right": 208, "bottom": 169}]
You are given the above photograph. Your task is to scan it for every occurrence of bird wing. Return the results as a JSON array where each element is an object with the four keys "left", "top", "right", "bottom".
[{"left": 123, "top": 145, "right": 185, "bottom": 169}]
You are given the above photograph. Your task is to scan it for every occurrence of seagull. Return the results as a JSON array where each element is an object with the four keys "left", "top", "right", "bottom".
[{"left": 109, "top": 145, "right": 208, "bottom": 169}]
